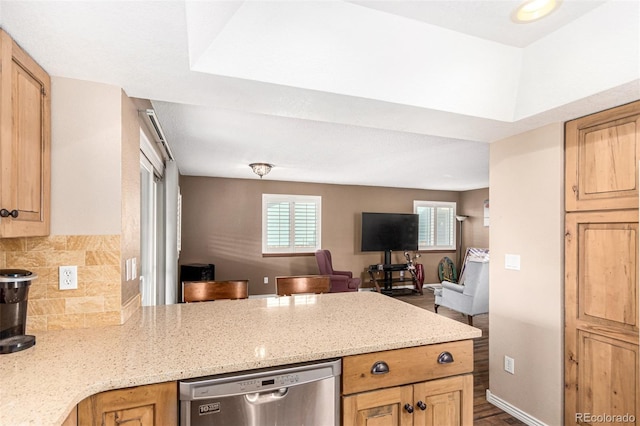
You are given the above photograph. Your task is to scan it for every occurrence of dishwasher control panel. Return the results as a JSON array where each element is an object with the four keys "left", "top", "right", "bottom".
[
  {"left": 182, "top": 359, "right": 341, "bottom": 400},
  {"left": 238, "top": 373, "right": 300, "bottom": 391}
]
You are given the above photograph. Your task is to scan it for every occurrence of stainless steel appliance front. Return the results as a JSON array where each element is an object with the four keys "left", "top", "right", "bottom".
[{"left": 179, "top": 358, "right": 341, "bottom": 426}]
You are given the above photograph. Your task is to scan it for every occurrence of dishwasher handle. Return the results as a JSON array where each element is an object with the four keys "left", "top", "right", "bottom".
[{"left": 245, "top": 387, "right": 289, "bottom": 405}]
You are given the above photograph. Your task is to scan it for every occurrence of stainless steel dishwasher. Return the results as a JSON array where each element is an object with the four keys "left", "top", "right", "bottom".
[{"left": 179, "top": 358, "right": 341, "bottom": 426}]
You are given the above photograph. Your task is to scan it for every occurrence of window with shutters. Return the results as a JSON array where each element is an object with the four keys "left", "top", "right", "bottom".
[
  {"left": 262, "top": 194, "right": 322, "bottom": 254},
  {"left": 413, "top": 201, "right": 456, "bottom": 251}
]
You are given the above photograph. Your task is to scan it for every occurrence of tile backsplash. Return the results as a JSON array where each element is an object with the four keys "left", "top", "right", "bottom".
[{"left": 0, "top": 235, "right": 129, "bottom": 332}]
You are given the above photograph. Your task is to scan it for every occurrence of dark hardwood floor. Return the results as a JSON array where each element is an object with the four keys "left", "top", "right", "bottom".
[{"left": 395, "top": 290, "right": 526, "bottom": 426}]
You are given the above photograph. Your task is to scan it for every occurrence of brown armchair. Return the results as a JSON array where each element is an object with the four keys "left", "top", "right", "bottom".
[{"left": 314, "top": 249, "right": 361, "bottom": 292}]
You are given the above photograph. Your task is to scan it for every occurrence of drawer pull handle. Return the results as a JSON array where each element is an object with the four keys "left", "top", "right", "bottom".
[
  {"left": 417, "top": 401, "right": 427, "bottom": 411},
  {"left": 404, "top": 403, "right": 414, "bottom": 414},
  {"left": 438, "top": 351, "right": 454, "bottom": 364},
  {"left": 371, "top": 361, "right": 390, "bottom": 375}
]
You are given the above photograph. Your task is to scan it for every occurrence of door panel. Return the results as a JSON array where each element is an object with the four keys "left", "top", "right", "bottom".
[
  {"left": 577, "top": 332, "right": 638, "bottom": 425},
  {"left": 12, "top": 61, "right": 43, "bottom": 220},
  {"left": 413, "top": 375, "right": 473, "bottom": 426},
  {"left": 580, "top": 223, "right": 638, "bottom": 330},
  {"left": 565, "top": 100, "right": 640, "bottom": 211},
  {"left": 343, "top": 385, "right": 413, "bottom": 426}
]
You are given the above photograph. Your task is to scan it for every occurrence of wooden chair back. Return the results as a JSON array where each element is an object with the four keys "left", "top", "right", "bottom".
[
  {"left": 182, "top": 280, "right": 249, "bottom": 302},
  {"left": 276, "top": 275, "right": 331, "bottom": 296}
]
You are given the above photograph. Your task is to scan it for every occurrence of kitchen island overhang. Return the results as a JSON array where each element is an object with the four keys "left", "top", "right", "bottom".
[{"left": 0, "top": 291, "right": 481, "bottom": 425}]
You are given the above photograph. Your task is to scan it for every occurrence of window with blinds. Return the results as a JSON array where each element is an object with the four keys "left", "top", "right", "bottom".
[
  {"left": 262, "top": 194, "right": 322, "bottom": 254},
  {"left": 413, "top": 200, "right": 456, "bottom": 250}
]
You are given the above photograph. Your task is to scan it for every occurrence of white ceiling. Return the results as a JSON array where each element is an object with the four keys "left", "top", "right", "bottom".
[{"left": 1, "top": 0, "right": 638, "bottom": 190}]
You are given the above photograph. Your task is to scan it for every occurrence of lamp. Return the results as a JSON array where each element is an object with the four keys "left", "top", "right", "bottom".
[
  {"left": 512, "top": 0, "right": 560, "bottom": 23},
  {"left": 249, "top": 163, "right": 273, "bottom": 178},
  {"left": 456, "top": 215, "right": 468, "bottom": 274}
]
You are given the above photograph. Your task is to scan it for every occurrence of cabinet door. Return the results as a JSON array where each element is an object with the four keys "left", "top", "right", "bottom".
[
  {"left": 565, "top": 210, "right": 639, "bottom": 425},
  {"left": 565, "top": 100, "right": 640, "bottom": 212},
  {"left": 412, "top": 375, "right": 473, "bottom": 426},
  {"left": 77, "top": 382, "right": 177, "bottom": 426},
  {"left": 343, "top": 385, "right": 413, "bottom": 426},
  {"left": 0, "top": 30, "right": 50, "bottom": 237},
  {"left": 576, "top": 332, "right": 638, "bottom": 426}
]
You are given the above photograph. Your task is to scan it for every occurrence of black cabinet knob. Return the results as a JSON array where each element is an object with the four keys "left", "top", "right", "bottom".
[
  {"left": 417, "top": 401, "right": 427, "bottom": 410},
  {"left": 0, "top": 209, "right": 18, "bottom": 218},
  {"left": 404, "top": 403, "right": 414, "bottom": 414}
]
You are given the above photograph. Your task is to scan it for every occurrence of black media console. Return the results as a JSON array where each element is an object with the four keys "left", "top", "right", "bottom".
[{"left": 366, "top": 263, "right": 422, "bottom": 296}]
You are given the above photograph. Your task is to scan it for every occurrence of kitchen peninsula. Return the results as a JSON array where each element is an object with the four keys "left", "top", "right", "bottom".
[{"left": 0, "top": 291, "right": 480, "bottom": 425}]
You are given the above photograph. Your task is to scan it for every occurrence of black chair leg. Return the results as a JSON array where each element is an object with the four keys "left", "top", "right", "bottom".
[
  {"left": 434, "top": 304, "right": 439, "bottom": 313},
  {"left": 467, "top": 315, "right": 473, "bottom": 326}
]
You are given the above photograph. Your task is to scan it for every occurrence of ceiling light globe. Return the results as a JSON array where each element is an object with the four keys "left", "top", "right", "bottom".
[
  {"left": 513, "top": 0, "right": 560, "bottom": 23},
  {"left": 249, "top": 163, "right": 274, "bottom": 178}
]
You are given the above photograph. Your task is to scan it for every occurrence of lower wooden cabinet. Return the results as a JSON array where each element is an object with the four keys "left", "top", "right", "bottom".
[
  {"left": 77, "top": 381, "right": 177, "bottom": 426},
  {"left": 342, "top": 341, "right": 474, "bottom": 426},
  {"left": 343, "top": 375, "right": 473, "bottom": 426}
]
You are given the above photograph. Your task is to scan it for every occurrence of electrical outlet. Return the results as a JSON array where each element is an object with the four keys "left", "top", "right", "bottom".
[
  {"left": 59, "top": 265, "right": 78, "bottom": 290},
  {"left": 263, "top": 276, "right": 269, "bottom": 284},
  {"left": 504, "top": 355, "right": 515, "bottom": 374}
]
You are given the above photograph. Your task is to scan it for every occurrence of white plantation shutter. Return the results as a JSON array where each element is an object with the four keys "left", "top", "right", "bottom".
[
  {"left": 414, "top": 201, "right": 456, "bottom": 250},
  {"left": 263, "top": 194, "right": 321, "bottom": 253}
]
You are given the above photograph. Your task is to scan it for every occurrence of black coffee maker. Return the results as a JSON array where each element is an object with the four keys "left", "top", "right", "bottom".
[{"left": 0, "top": 269, "right": 36, "bottom": 354}]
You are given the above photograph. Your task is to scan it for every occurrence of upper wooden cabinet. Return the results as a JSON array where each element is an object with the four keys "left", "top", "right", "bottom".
[
  {"left": 0, "top": 30, "right": 51, "bottom": 237},
  {"left": 565, "top": 100, "right": 640, "bottom": 212}
]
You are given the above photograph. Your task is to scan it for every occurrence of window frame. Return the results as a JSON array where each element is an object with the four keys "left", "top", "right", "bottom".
[
  {"left": 413, "top": 200, "right": 457, "bottom": 251},
  {"left": 262, "top": 194, "right": 322, "bottom": 255}
]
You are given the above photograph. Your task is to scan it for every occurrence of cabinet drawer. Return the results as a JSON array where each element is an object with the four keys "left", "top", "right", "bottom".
[{"left": 342, "top": 340, "right": 473, "bottom": 395}]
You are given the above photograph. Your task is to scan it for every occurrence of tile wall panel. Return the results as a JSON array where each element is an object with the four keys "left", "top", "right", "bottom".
[{"left": 0, "top": 235, "right": 124, "bottom": 332}]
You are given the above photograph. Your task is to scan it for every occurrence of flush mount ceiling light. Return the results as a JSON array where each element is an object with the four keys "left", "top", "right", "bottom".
[
  {"left": 512, "top": 0, "right": 560, "bottom": 23},
  {"left": 249, "top": 163, "right": 273, "bottom": 178}
]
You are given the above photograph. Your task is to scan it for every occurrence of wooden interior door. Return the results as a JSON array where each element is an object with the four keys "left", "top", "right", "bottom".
[
  {"left": 565, "top": 210, "right": 639, "bottom": 425},
  {"left": 565, "top": 100, "right": 640, "bottom": 212},
  {"left": 343, "top": 385, "right": 413, "bottom": 426},
  {"left": 412, "top": 375, "right": 473, "bottom": 426}
]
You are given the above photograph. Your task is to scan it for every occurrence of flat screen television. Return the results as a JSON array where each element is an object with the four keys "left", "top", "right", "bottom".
[{"left": 361, "top": 212, "right": 419, "bottom": 264}]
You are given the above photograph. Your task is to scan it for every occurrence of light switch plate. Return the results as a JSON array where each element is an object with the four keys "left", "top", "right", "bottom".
[
  {"left": 505, "top": 254, "right": 521, "bottom": 270},
  {"left": 126, "top": 258, "right": 132, "bottom": 281}
]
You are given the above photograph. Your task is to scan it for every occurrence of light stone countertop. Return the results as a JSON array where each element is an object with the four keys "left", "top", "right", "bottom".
[{"left": 0, "top": 291, "right": 481, "bottom": 426}]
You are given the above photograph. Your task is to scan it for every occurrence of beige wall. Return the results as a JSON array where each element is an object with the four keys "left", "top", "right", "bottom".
[
  {"left": 179, "top": 177, "right": 481, "bottom": 295},
  {"left": 489, "top": 123, "right": 564, "bottom": 425},
  {"left": 120, "top": 91, "right": 141, "bottom": 307},
  {"left": 50, "top": 77, "right": 121, "bottom": 235},
  {"left": 459, "top": 187, "right": 490, "bottom": 252}
]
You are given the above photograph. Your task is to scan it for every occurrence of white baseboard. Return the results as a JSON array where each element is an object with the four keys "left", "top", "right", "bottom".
[{"left": 486, "top": 389, "right": 548, "bottom": 426}]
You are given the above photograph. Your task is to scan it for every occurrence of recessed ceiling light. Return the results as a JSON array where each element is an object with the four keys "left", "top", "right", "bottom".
[{"left": 512, "top": 0, "right": 561, "bottom": 23}]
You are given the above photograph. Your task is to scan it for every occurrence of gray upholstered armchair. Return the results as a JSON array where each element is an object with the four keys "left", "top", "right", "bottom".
[
  {"left": 434, "top": 259, "right": 489, "bottom": 325},
  {"left": 315, "top": 249, "right": 361, "bottom": 292}
]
